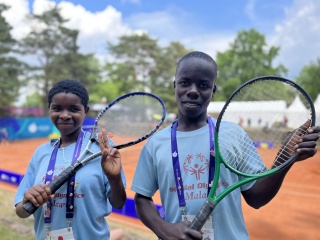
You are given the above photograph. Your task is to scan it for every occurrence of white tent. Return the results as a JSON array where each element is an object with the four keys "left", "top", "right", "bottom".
[
  {"left": 314, "top": 94, "right": 320, "bottom": 125},
  {"left": 208, "top": 100, "right": 287, "bottom": 128},
  {"left": 286, "top": 95, "right": 310, "bottom": 128}
]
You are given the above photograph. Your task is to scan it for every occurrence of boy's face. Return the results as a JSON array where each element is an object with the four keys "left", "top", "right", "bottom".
[
  {"left": 49, "top": 92, "right": 88, "bottom": 138},
  {"left": 174, "top": 58, "right": 216, "bottom": 119}
]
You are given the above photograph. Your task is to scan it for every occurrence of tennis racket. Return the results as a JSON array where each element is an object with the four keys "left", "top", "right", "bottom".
[
  {"left": 23, "top": 92, "right": 166, "bottom": 214},
  {"left": 189, "top": 76, "right": 316, "bottom": 230}
]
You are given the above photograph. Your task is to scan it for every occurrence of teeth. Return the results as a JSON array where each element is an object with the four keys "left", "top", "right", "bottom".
[{"left": 186, "top": 103, "right": 197, "bottom": 107}]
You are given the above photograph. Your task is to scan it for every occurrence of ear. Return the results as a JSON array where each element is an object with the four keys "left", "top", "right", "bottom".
[
  {"left": 85, "top": 106, "right": 90, "bottom": 114},
  {"left": 212, "top": 85, "right": 216, "bottom": 98}
]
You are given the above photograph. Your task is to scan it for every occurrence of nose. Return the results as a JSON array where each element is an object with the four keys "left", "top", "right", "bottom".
[
  {"left": 187, "top": 84, "right": 199, "bottom": 99},
  {"left": 59, "top": 110, "right": 71, "bottom": 119}
]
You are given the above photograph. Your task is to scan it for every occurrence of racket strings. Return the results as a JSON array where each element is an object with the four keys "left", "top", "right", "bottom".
[
  {"left": 217, "top": 78, "right": 313, "bottom": 174},
  {"left": 96, "top": 94, "right": 165, "bottom": 146},
  {"left": 218, "top": 124, "right": 267, "bottom": 175},
  {"left": 272, "top": 125, "right": 308, "bottom": 168}
]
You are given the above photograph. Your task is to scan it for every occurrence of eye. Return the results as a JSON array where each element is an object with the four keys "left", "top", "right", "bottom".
[
  {"left": 199, "top": 81, "right": 211, "bottom": 89},
  {"left": 70, "top": 106, "right": 82, "bottom": 112},
  {"left": 200, "top": 83, "right": 209, "bottom": 88},
  {"left": 50, "top": 105, "right": 60, "bottom": 111},
  {"left": 180, "top": 80, "right": 190, "bottom": 86}
]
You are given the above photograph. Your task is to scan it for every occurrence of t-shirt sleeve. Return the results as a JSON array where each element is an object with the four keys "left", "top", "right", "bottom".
[
  {"left": 131, "top": 141, "right": 159, "bottom": 197},
  {"left": 14, "top": 154, "right": 37, "bottom": 206}
]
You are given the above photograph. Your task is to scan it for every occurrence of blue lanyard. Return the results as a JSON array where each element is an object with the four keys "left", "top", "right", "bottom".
[
  {"left": 44, "top": 131, "right": 84, "bottom": 223},
  {"left": 171, "top": 116, "right": 215, "bottom": 210}
]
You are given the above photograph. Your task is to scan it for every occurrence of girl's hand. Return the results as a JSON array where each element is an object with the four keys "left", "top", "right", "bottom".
[{"left": 98, "top": 129, "right": 122, "bottom": 178}]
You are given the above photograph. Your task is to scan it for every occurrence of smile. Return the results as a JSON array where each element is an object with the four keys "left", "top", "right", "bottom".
[
  {"left": 185, "top": 102, "right": 199, "bottom": 107},
  {"left": 57, "top": 122, "right": 74, "bottom": 126}
]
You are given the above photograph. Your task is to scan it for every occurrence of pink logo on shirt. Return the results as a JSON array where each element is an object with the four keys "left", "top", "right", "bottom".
[{"left": 183, "top": 153, "right": 209, "bottom": 180}]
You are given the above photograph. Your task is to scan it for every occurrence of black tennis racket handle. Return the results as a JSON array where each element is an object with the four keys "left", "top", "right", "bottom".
[
  {"left": 22, "top": 166, "right": 77, "bottom": 214},
  {"left": 22, "top": 201, "right": 38, "bottom": 215},
  {"left": 189, "top": 200, "right": 215, "bottom": 231},
  {"left": 48, "top": 166, "right": 77, "bottom": 193}
]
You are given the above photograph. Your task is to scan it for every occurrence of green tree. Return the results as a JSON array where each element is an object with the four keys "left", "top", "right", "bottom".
[
  {"left": 149, "top": 41, "right": 191, "bottom": 114},
  {"left": 20, "top": 5, "right": 99, "bottom": 115},
  {"left": 295, "top": 58, "right": 320, "bottom": 101},
  {"left": 216, "top": 29, "right": 287, "bottom": 100},
  {"left": 46, "top": 28, "right": 101, "bottom": 96},
  {"left": 22, "top": 92, "right": 42, "bottom": 107},
  {"left": 0, "top": 4, "right": 25, "bottom": 116},
  {"left": 105, "top": 34, "right": 191, "bottom": 113},
  {"left": 106, "top": 33, "right": 161, "bottom": 94}
]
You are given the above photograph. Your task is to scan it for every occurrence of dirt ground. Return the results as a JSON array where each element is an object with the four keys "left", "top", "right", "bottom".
[{"left": 1, "top": 138, "right": 320, "bottom": 240}]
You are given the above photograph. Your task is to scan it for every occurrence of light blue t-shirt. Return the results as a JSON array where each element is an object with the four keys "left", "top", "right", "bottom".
[
  {"left": 131, "top": 117, "right": 264, "bottom": 240},
  {"left": 15, "top": 131, "right": 126, "bottom": 240}
]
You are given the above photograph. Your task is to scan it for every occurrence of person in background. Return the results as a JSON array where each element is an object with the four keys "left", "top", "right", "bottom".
[
  {"left": 0, "top": 128, "right": 9, "bottom": 145},
  {"left": 15, "top": 79, "right": 126, "bottom": 240}
]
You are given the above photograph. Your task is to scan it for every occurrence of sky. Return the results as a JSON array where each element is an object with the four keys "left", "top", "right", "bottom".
[{"left": 1, "top": 0, "right": 320, "bottom": 98}]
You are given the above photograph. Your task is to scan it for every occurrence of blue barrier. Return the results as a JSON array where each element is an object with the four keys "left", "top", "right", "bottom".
[
  {"left": 0, "top": 117, "right": 95, "bottom": 141},
  {"left": 0, "top": 169, "right": 24, "bottom": 186}
]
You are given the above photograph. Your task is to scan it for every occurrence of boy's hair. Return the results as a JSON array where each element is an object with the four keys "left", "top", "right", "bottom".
[
  {"left": 176, "top": 51, "right": 218, "bottom": 78},
  {"left": 48, "top": 79, "right": 89, "bottom": 108}
]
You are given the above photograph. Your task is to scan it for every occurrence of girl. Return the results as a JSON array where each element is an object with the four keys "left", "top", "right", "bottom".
[{"left": 15, "top": 79, "right": 126, "bottom": 240}]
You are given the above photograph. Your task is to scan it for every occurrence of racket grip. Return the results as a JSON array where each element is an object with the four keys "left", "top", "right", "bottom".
[
  {"left": 22, "top": 166, "right": 77, "bottom": 214},
  {"left": 189, "top": 200, "right": 215, "bottom": 231}
]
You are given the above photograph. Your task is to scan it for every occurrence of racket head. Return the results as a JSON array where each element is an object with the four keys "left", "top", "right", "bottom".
[
  {"left": 94, "top": 92, "right": 166, "bottom": 149},
  {"left": 215, "top": 76, "right": 315, "bottom": 179}
]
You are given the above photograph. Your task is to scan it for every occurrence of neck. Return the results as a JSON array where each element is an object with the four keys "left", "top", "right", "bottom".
[
  {"left": 60, "top": 129, "right": 82, "bottom": 148},
  {"left": 177, "top": 115, "right": 208, "bottom": 132}
]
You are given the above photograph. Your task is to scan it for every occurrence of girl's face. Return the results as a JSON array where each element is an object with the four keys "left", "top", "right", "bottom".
[{"left": 49, "top": 92, "right": 88, "bottom": 139}]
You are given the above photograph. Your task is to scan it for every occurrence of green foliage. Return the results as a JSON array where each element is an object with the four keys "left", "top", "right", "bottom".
[
  {"left": 106, "top": 33, "right": 161, "bottom": 93},
  {"left": 0, "top": 4, "right": 25, "bottom": 116},
  {"left": 105, "top": 34, "right": 192, "bottom": 113},
  {"left": 23, "top": 92, "right": 42, "bottom": 107},
  {"left": 19, "top": 5, "right": 99, "bottom": 116},
  {"left": 295, "top": 58, "right": 320, "bottom": 100},
  {"left": 4, "top": 5, "right": 318, "bottom": 119},
  {"left": 216, "top": 29, "right": 287, "bottom": 100}
]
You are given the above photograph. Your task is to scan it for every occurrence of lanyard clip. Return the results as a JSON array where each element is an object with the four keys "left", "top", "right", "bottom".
[
  {"left": 180, "top": 207, "right": 186, "bottom": 217},
  {"left": 67, "top": 220, "right": 72, "bottom": 231},
  {"left": 45, "top": 226, "right": 51, "bottom": 240}
]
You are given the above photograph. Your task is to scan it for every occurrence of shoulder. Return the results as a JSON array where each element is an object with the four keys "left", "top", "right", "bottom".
[
  {"left": 139, "top": 125, "right": 171, "bottom": 151},
  {"left": 35, "top": 138, "right": 57, "bottom": 150},
  {"left": 148, "top": 125, "right": 171, "bottom": 141},
  {"left": 220, "top": 119, "right": 243, "bottom": 132},
  {"left": 28, "top": 139, "right": 56, "bottom": 163}
]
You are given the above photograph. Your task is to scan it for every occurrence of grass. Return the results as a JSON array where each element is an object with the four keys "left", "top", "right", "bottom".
[
  {"left": 0, "top": 187, "right": 35, "bottom": 240},
  {"left": 0, "top": 187, "right": 156, "bottom": 240}
]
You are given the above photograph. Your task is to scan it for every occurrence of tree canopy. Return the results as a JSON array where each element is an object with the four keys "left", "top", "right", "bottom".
[
  {"left": 19, "top": 6, "right": 100, "bottom": 115},
  {"left": 215, "top": 29, "right": 287, "bottom": 100},
  {"left": 1, "top": 5, "right": 319, "bottom": 118},
  {"left": 295, "top": 58, "right": 320, "bottom": 101},
  {"left": 0, "top": 4, "right": 25, "bottom": 116}
]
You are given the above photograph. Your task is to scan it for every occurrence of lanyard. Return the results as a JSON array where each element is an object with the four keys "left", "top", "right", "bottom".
[
  {"left": 44, "top": 131, "right": 84, "bottom": 224},
  {"left": 171, "top": 116, "right": 215, "bottom": 214}
]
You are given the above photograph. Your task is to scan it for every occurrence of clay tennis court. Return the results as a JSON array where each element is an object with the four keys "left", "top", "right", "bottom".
[{"left": 1, "top": 138, "right": 320, "bottom": 239}]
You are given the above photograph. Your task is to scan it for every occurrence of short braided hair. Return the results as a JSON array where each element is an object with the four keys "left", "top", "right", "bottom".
[{"left": 48, "top": 79, "right": 89, "bottom": 108}]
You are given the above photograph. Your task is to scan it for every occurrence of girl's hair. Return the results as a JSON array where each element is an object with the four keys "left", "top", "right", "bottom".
[{"left": 48, "top": 79, "right": 89, "bottom": 108}]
